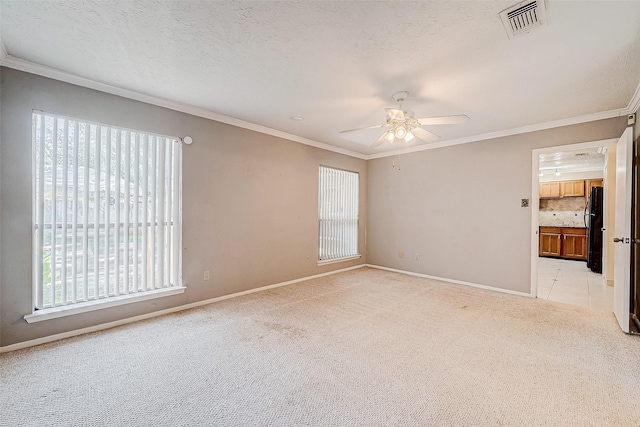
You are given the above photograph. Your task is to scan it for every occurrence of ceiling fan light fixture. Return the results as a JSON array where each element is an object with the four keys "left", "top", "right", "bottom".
[
  {"left": 384, "top": 131, "right": 395, "bottom": 143},
  {"left": 339, "top": 91, "right": 467, "bottom": 149},
  {"left": 404, "top": 131, "right": 414, "bottom": 142}
]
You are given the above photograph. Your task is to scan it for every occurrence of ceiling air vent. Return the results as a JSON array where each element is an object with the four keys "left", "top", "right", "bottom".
[{"left": 500, "top": 0, "right": 547, "bottom": 40}]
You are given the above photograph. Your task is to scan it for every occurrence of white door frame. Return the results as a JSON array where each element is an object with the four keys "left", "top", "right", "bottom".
[
  {"left": 530, "top": 138, "right": 618, "bottom": 297},
  {"left": 613, "top": 127, "right": 634, "bottom": 332}
]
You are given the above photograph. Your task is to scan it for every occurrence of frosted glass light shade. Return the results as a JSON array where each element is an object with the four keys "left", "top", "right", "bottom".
[
  {"left": 404, "top": 131, "right": 414, "bottom": 142},
  {"left": 384, "top": 131, "right": 395, "bottom": 142}
]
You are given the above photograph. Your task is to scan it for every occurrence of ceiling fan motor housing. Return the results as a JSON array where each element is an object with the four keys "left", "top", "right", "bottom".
[{"left": 392, "top": 91, "right": 409, "bottom": 103}]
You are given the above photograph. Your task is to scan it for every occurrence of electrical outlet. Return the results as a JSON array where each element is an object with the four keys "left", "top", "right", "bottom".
[
  {"left": 415, "top": 254, "right": 420, "bottom": 261},
  {"left": 203, "top": 271, "right": 210, "bottom": 280},
  {"left": 306, "top": 256, "right": 310, "bottom": 263},
  {"left": 398, "top": 251, "right": 404, "bottom": 258}
]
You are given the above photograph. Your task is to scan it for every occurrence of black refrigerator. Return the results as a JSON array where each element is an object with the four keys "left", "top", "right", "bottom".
[{"left": 585, "top": 186, "right": 604, "bottom": 273}]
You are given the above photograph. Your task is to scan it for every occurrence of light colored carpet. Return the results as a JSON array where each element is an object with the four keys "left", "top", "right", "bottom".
[{"left": 2, "top": 267, "right": 640, "bottom": 426}]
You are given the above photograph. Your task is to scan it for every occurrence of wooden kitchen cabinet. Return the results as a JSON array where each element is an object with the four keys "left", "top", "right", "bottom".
[
  {"left": 562, "top": 230, "right": 587, "bottom": 259},
  {"left": 539, "top": 228, "right": 562, "bottom": 256},
  {"left": 539, "top": 227, "right": 587, "bottom": 260},
  {"left": 539, "top": 180, "right": 591, "bottom": 198},
  {"left": 539, "top": 182, "right": 561, "bottom": 198},
  {"left": 539, "top": 180, "right": 585, "bottom": 198},
  {"left": 560, "top": 180, "right": 585, "bottom": 197}
]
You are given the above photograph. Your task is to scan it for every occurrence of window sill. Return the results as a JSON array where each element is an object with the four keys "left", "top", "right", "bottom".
[
  {"left": 317, "top": 254, "right": 361, "bottom": 266},
  {"left": 24, "top": 287, "right": 187, "bottom": 323}
]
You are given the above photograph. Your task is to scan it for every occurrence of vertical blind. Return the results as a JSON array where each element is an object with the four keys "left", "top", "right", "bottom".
[
  {"left": 318, "top": 166, "right": 359, "bottom": 261},
  {"left": 32, "top": 111, "right": 182, "bottom": 309}
]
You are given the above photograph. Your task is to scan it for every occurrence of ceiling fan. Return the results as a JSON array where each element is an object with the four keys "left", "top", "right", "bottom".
[{"left": 339, "top": 91, "right": 469, "bottom": 148}]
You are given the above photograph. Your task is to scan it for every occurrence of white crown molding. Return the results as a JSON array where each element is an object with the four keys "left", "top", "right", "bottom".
[
  {"left": 0, "top": 55, "right": 368, "bottom": 160},
  {"left": 627, "top": 82, "right": 640, "bottom": 115},
  {"left": 365, "top": 108, "right": 628, "bottom": 160},
  {"left": 1, "top": 54, "right": 637, "bottom": 162}
]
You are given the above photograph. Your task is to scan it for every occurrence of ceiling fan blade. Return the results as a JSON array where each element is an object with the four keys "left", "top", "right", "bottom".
[
  {"left": 417, "top": 115, "right": 469, "bottom": 125},
  {"left": 339, "top": 124, "right": 384, "bottom": 134},
  {"left": 412, "top": 127, "right": 440, "bottom": 142},
  {"left": 370, "top": 133, "right": 387, "bottom": 148},
  {"left": 385, "top": 108, "right": 405, "bottom": 120}
]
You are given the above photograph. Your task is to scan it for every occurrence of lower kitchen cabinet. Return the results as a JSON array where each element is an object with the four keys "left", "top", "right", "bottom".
[
  {"left": 563, "top": 232, "right": 588, "bottom": 259},
  {"left": 539, "top": 228, "right": 561, "bottom": 257},
  {"left": 539, "top": 227, "right": 587, "bottom": 260}
]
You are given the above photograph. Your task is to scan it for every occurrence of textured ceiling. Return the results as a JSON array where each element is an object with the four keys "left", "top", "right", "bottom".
[
  {"left": 1, "top": 1, "right": 639, "bottom": 155},
  {"left": 539, "top": 148, "right": 605, "bottom": 175}
]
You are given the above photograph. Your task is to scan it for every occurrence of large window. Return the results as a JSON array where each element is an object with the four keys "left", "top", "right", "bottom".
[
  {"left": 32, "top": 111, "right": 182, "bottom": 310},
  {"left": 318, "top": 165, "right": 359, "bottom": 262}
]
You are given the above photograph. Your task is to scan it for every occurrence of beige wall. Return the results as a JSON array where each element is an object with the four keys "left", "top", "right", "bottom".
[
  {"left": 366, "top": 118, "right": 628, "bottom": 294},
  {"left": 0, "top": 68, "right": 367, "bottom": 347}
]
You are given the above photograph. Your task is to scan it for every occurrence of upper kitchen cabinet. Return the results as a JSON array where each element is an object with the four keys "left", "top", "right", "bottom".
[
  {"left": 561, "top": 180, "right": 585, "bottom": 197},
  {"left": 539, "top": 180, "right": 589, "bottom": 198},
  {"left": 539, "top": 182, "right": 561, "bottom": 198}
]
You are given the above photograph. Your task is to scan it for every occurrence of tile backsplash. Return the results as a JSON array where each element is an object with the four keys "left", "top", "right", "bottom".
[{"left": 539, "top": 197, "right": 586, "bottom": 227}]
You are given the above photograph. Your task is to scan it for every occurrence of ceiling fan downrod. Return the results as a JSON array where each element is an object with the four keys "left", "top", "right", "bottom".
[{"left": 392, "top": 90, "right": 409, "bottom": 109}]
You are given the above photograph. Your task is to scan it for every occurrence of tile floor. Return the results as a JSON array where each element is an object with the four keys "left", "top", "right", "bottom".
[{"left": 537, "top": 257, "right": 614, "bottom": 312}]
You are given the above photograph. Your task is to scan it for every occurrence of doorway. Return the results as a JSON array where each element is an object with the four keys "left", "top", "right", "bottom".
[{"left": 531, "top": 139, "right": 618, "bottom": 311}]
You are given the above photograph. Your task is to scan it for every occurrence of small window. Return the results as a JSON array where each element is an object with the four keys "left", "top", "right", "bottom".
[
  {"left": 32, "top": 111, "right": 183, "bottom": 310},
  {"left": 318, "top": 166, "right": 359, "bottom": 263}
]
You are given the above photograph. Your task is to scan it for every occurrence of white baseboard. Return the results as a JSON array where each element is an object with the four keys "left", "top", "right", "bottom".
[
  {"left": 0, "top": 264, "right": 366, "bottom": 353},
  {"left": 365, "top": 264, "right": 533, "bottom": 298}
]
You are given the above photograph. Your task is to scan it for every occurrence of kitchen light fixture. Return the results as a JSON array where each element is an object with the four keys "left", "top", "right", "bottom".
[
  {"left": 289, "top": 116, "right": 304, "bottom": 121},
  {"left": 539, "top": 171, "right": 543, "bottom": 177},
  {"left": 555, "top": 169, "right": 560, "bottom": 176}
]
